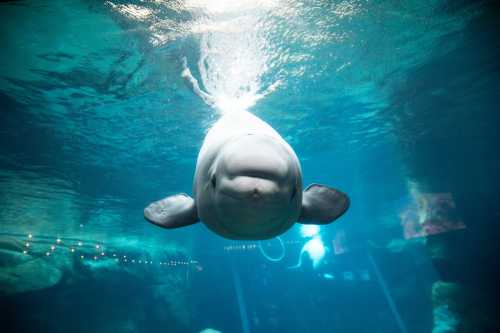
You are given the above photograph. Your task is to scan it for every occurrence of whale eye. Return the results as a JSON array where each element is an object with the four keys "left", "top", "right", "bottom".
[{"left": 211, "top": 175, "right": 217, "bottom": 189}]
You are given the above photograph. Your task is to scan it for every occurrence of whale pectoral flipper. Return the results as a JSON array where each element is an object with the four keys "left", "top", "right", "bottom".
[
  {"left": 144, "top": 193, "right": 199, "bottom": 229},
  {"left": 298, "top": 184, "right": 350, "bottom": 224}
]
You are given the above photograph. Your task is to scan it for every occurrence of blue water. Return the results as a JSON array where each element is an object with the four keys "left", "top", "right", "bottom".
[{"left": 1, "top": 1, "right": 499, "bottom": 332}]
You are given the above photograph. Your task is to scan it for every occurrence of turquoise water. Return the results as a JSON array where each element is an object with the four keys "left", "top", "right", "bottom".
[{"left": 1, "top": 1, "right": 499, "bottom": 332}]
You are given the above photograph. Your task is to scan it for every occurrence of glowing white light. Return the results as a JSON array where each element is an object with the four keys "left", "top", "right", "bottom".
[
  {"left": 300, "top": 225, "right": 320, "bottom": 238},
  {"left": 50, "top": 245, "right": 56, "bottom": 251},
  {"left": 95, "top": 244, "right": 100, "bottom": 249},
  {"left": 179, "top": 0, "right": 282, "bottom": 115},
  {"left": 101, "top": 252, "right": 105, "bottom": 256},
  {"left": 46, "top": 252, "right": 50, "bottom": 256},
  {"left": 80, "top": 255, "right": 84, "bottom": 259},
  {"left": 70, "top": 248, "right": 75, "bottom": 252},
  {"left": 304, "top": 238, "right": 325, "bottom": 260},
  {"left": 28, "top": 234, "right": 33, "bottom": 239},
  {"left": 23, "top": 250, "right": 28, "bottom": 254},
  {"left": 303, "top": 237, "right": 326, "bottom": 268},
  {"left": 25, "top": 242, "right": 30, "bottom": 247},
  {"left": 186, "top": 0, "right": 279, "bottom": 15},
  {"left": 56, "top": 238, "right": 61, "bottom": 243},
  {"left": 78, "top": 241, "right": 83, "bottom": 246},
  {"left": 107, "top": 3, "right": 153, "bottom": 21}
]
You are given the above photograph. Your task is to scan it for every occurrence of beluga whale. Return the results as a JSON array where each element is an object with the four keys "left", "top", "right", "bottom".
[
  {"left": 144, "top": 109, "right": 350, "bottom": 240},
  {"left": 144, "top": 59, "right": 349, "bottom": 240}
]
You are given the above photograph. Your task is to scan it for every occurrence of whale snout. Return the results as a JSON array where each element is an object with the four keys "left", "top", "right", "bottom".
[{"left": 219, "top": 175, "right": 282, "bottom": 202}]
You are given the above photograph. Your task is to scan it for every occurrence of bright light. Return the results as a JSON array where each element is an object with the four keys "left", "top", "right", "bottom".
[
  {"left": 180, "top": 0, "right": 282, "bottom": 115},
  {"left": 303, "top": 237, "right": 326, "bottom": 268},
  {"left": 300, "top": 225, "right": 320, "bottom": 238},
  {"left": 185, "top": 0, "right": 279, "bottom": 15}
]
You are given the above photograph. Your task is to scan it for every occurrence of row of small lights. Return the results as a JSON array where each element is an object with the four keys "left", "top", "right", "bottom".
[
  {"left": 224, "top": 244, "right": 258, "bottom": 251},
  {"left": 24, "top": 234, "right": 302, "bottom": 256},
  {"left": 224, "top": 240, "right": 302, "bottom": 251},
  {"left": 22, "top": 233, "right": 198, "bottom": 267},
  {"left": 328, "top": 270, "right": 371, "bottom": 281}
]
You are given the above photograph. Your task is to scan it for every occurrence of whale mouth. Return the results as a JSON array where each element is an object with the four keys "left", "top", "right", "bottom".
[
  {"left": 235, "top": 169, "right": 279, "bottom": 181},
  {"left": 218, "top": 175, "right": 283, "bottom": 203},
  {"left": 213, "top": 185, "right": 292, "bottom": 239}
]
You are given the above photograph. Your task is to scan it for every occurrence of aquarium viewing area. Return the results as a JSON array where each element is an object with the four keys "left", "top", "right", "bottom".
[{"left": 1, "top": 1, "right": 499, "bottom": 332}]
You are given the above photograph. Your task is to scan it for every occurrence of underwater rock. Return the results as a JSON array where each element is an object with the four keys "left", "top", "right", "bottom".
[
  {"left": 431, "top": 281, "right": 462, "bottom": 333},
  {"left": 0, "top": 259, "right": 64, "bottom": 294},
  {"left": 432, "top": 304, "right": 460, "bottom": 333},
  {"left": 0, "top": 237, "right": 73, "bottom": 294},
  {"left": 431, "top": 280, "right": 500, "bottom": 332},
  {"left": 150, "top": 278, "right": 191, "bottom": 327}
]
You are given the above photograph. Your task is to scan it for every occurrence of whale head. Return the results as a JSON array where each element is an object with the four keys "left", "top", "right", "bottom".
[
  {"left": 144, "top": 115, "right": 350, "bottom": 240},
  {"left": 198, "top": 134, "right": 302, "bottom": 239}
]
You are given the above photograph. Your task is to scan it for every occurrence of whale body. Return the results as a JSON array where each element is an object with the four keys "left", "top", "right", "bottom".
[{"left": 144, "top": 110, "right": 349, "bottom": 240}]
